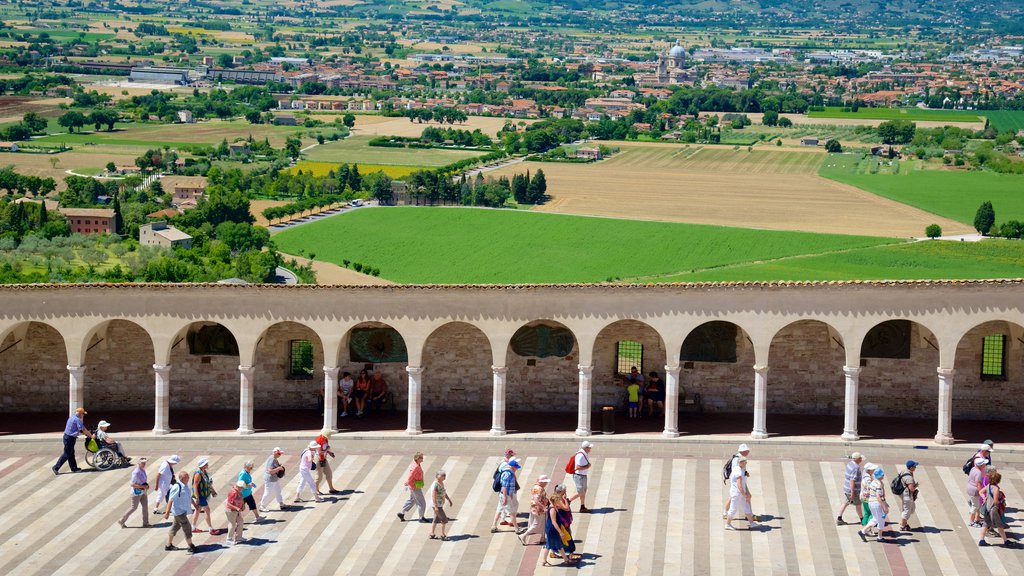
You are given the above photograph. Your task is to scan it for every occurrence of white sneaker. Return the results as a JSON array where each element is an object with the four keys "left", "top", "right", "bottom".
[
  {"left": 259, "top": 507, "right": 270, "bottom": 513},
  {"left": 750, "top": 521, "right": 762, "bottom": 529},
  {"left": 725, "top": 524, "right": 737, "bottom": 531},
  {"left": 340, "top": 412, "right": 348, "bottom": 417}
]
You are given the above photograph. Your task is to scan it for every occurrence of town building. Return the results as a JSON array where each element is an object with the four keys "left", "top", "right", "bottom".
[
  {"left": 634, "top": 45, "right": 697, "bottom": 88},
  {"left": 176, "top": 110, "right": 194, "bottom": 124},
  {"left": 139, "top": 222, "right": 193, "bottom": 249},
  {"left": 128, "top": 67, "right": 190, "bottom": 85},
  {"left": 57, "top": 208, "right": 116, "bottom": 235}
]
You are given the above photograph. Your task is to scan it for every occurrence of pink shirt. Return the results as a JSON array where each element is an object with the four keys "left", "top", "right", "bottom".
[{"left": 406, "top": 462, "right": 424, "bottom": 489}]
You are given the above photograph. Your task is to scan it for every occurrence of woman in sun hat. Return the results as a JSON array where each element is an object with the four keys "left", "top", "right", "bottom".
[
  {"left": 520, "top": 474, "right": 551, "bottom": 546},
  {"left": 295, "top": 441, "right": 322, "bottom": 503},
  {"left": 153, "top": 454, "right": 180, "bottom": 514},
  {"left": 859, "top": 467, "right": 892, "bottom": 543},
  {"left": 859, "top": 462, "right": 878, "bottom": 533},
  {"left": 190, "top": 456, "right": 216, "bottom": 533}
]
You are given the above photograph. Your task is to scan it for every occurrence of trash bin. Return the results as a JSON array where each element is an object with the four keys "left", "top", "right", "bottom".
[{"left": 601, "top": 406, "right": 615, "bottom": 435}]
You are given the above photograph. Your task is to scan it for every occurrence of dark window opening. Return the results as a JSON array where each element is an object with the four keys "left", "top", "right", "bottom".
[
  {"left": 681, "top": 322, "right": 738, "bottom": 363},
  {"left": 861, "top": 320, "right": 911, "bottom": 359}
]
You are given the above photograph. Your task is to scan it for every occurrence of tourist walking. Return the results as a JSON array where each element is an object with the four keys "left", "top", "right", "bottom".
[
  {"left": 977, "top": 471, "right": 1015, "bottom": 547},
  {"left": 859, "top": 468, "right": 893, "bottom": 543},
  {"left": 570, "top": 441, "right": 593, "bottom": 513},
  {"left": 966, "top": 457, "right": 989, "bottom": 527},
  {"left": 163, "top": 471, "right": 197, "bottom": 554},
  {"left": 722, "top": 444, "right": 750, "bottom": 518},
  {"left": 429, "top": 470, "right": 454, "bottom": 541},
  {"left": 492, "top": 457, "right": 522, "bottom": 532},
  {"left": 190, "top": 457, "right": 216, "bottom": 533},
  {"left": 543, "top": 484, "right": 578, "bottom": 566},
  {"left": 153, "top": 454, "right": 180, "bottom": 514},
  {"left": 837, "top": 452, "right": 864, "bottom": 525},
  {"left": 521, "top": 474, "right": 551, "bottom": 546},
  {"left": 238, "top": 460, "right": 264, "bottom": 523},
  {"left": 859, "top": 462, "right": 878, "bottom": 533},
  {"left": 725, "top": 456, "right": 761, "bottom": 530},
  {"left": 118, "top": 457, "right": 151, "bottom": 528},
  {"left": 497, "top": 449, "right": 517, "bottom": 525},
  {"left": 295, "top": 441, "right": 321, "bottom": 503},
  {"left": 397, "top": 452, "right": 427, "bottom": 522},
  {"left": 314, "top": 428, "right": 341, "bottom": 495},
  {"left": 259, "top": 447, "right": 287, "bottom": 512},
  {"left": 225, "top": 479, "right": 247, "bottom": 546},
  {"left": 52, "top": 406, "right": 94, "bottom": 475},
  {"left": 897, "top": 460, "right": 919, "bottom": 531}
]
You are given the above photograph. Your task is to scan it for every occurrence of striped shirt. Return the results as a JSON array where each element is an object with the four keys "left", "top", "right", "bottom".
[
  {"left": 844, "top": 461, "right": 862, "bottom": 495},
  {"left": 867, "top": 479, "right": 886, "bottom": 503}
]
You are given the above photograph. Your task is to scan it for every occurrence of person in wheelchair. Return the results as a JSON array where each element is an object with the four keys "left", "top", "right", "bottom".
[{"left": 97, "top": 420, "right": 131, "bottom": 465}]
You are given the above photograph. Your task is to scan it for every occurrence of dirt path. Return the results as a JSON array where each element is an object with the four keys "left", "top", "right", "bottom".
[{"left": 278, "top": 253, "right": 393, "bottom": 285}]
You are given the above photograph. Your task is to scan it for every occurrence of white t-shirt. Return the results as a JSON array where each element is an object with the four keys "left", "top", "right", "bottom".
[
  {"left": 729, "top": 466, "right": 746, "bottom": 497},
  {"left": 340, "top": 377, "right": 353, "bottom": 394},
  {"left": 574, "top": 450, "right": 591, "bottom": 476}
]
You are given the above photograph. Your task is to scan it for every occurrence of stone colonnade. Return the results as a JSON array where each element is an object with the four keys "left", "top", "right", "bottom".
[{"left": 0, "top": 282, "right": 1022, "bottom": 443}]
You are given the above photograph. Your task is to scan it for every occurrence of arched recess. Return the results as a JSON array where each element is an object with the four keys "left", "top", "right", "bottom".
[
  {"left": 339, "top": 321, "right": 410, "bottom": 414},
  {"left": 679, "top": 321, "right": 755, "bottom": 419},
  {"left": 767, "top": 319, "right": 845, "bottom": 416},
  {"left": 592, "top": 319, "right": 667, "bottom": 425},
  {"left": 952, "top": 320, "right": 1024, "bottom": 423},
  {"left": 82, "top": 320, "right": 156, "bottom": 424},
  {"left": 421, "top": 321, "right": 492, "bottom": 431},
  {"left": 504, "top": 320, "right": 579, "bottom": 419},
  {"left": 168, "top": 321, "right": 242, "bottom": 415},
  {"left": 0, "top": 321, "right": 67, "bottom": 413},
  {"left": 252, "top": 321, "right": 325, "bottom": 416},
  {"left": 858, "top": 319, "right": 939, "bottom": 421}
]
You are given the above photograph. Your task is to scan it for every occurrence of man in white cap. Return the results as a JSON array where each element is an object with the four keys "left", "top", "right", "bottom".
[
  {"left": 837, "top": 452, "right": 864, "bottom": 525},
  {"left": 96, "top": 420, "right": 129, "bottom": 465},
  {"left": 722, "top": 444, "right": 750, "bottom": 519},
  {"left": 572, "top": 441, "right": 593, "bottom": 513},
  {"left": 260, "top": 447, "right": 288, "bottom": 512},
  {"left": 295, "top": 440, "right": 322, "bottom": 503},
  {"left": 491, "top": 457, "right": 522, "bottom": 532},
  {"left": 520, "top": 474, "right": 551, "bottom": 545},
  {"left": 153, "top": 454, "right": 180, "bottom": 514},
  {"left": 966, "top": 457, "right": 989, "bottom": 527},
  {"left": 725, "top": 457, "right": 761, "bottom": 530}
]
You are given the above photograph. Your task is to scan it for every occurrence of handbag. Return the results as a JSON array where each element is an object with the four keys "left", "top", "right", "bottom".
[{"left": 277, "top": 467, "right": 286, "bottom": 478}]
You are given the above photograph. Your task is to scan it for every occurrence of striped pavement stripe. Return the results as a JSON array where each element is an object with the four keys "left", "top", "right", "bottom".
[{"left": 1, "top": 454, "right": 1022, "bottom": 575}]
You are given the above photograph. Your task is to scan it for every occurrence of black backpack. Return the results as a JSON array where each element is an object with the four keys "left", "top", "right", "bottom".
[
  {"left": 722, "top": 456, "right": 734, "bottom": 484},
  {"left": 962, "top": 453, "right": 975, "bottom": 475},
  {"left": 891, "top": 472, "right": 909, "bottom": 496},
  {"left": 492, "top": 466, "right": 502, "bottom": 492}
]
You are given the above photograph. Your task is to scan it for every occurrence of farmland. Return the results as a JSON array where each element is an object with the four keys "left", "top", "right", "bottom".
[
  {"left": 272, "top": 206, "right": 903, "bottom": 284},
  {"left": 489, "top": 142, "right": 971, "bottom": 237},
  {"left": 340, "top": 114, "right": 528, "bottom": 139},
  {"left": 303, "top": 134, "right": 488, "bottom": 166},
  {"left": 981, "top": 110, "right": 1024, "bottom": 133},
  {"left": 820, "top": 154, "right": 1024, "bottom": 226},
  {"left": 289, "top": 160, "right": 420, "bottom": 180},
  {"left": 32, "top": 119, "right": 319, "bottom": 149},
  {"left": 806, "top": 107, "right": 983, "bottom": 123},
  {"left": 653, "top": 239, "right": 1024, "bottom": 283}
]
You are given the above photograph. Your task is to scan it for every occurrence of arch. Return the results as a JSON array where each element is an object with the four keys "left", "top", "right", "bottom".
[
  {"left": 252, "top": 321, "right": 326, "bottom": 415},
  {"left": 951, "top": 320, "right": 1024, "bottom": 423},
  {"left": 421, "top": 321, "right": 493, "bottom": 430},
  {"left": 504, "top": 319, "right": 580, "bottom": 415},
  {"left": 591, "top": 319, "right": 668, "bottom": 428},
  {"left": 857, "top": 318, "right": 940, "bottom": 421},
  {"left": 82, "top": 319, "right": 156, "bottom": 420},
  {"left": 0, "top": 321, "right": 68, "bottom": 412},
  {"left": 338, "top": 321, "right": 411, "bottom": 416},
  {"left": 678, "top": 320, "right": 755, "bottom": 419},
  {"left": 766, "top": 320, "right": 846, "bottom": 416},
  {"left": 167, "top": 320, "right": 244, "bottom": 414}
]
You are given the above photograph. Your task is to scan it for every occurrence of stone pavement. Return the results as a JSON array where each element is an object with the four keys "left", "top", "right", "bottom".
[{"left": 1, "top": 435, "right": 1022, "bottom": 576}]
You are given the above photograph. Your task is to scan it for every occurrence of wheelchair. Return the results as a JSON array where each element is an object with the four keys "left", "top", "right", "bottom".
[{"left": 83, "top": 434, "right": 130, "bottom": 471}]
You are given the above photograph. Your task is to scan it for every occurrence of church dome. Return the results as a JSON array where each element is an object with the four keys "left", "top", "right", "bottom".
[{"left": 668, "top": 45, "right": 686, "bottom": 58}]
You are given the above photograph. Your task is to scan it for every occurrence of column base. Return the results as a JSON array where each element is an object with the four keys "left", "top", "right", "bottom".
[
  {"left": 237, "top": 427, "right": 254, "bottom": 435},
  {"left": 152, "top": 427, "right": 170, "bottom": 436},
  {"left": 662, "top": 429, "right": 680, "bottom": 439},
  {"left": 934, "top": 433, "right": 954, "bottom": 445},
  {"left": 750, "top": 430, "right": 768, "bottom": 440},
  {"left": 405, "top": 428, "right": 423, "bottom": 435},
  {"left": 489, "top": 428, "right": 506, "bottom": 437},
  {"left": 575, "top": 428, "right": 592, "bottom": 437},
  {"left": 841, "top": 431, "right": 859, "bottom": 441}
]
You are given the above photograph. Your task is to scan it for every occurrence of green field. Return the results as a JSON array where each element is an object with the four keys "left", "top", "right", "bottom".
[
  {"left": 289, "top": 160, "right": 420, "bottom": 179},
  {"left": 821, "top": 154, "right": 1024, "bottom": 225},
  {"left": 655, "top": 240, "right": 1024, "bottom": 282},
  {"left": 31, "top": 120, "right": 318, "bottom": 149},
  {"left": 981, "top": 110, "right": 1024, "bottom": 132},
  {"left": 303, "top": 135, "right": 488, "bottom": 167},
  {"left": 272, "top": 207, "right": 903, "bottom": 283},
  {"left": 807, "top": 107, "right": 982, "bottom": 123}
]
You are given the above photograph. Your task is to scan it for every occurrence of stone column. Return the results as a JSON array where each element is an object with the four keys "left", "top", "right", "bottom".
[
  {"left": 663, "top": 364, "right": 681, "bottom": 438},
  {"left": 934, "top": 367, "right": 955, "bottom": 445},
  {"left": 67, "top": 364, "right": 85, "bottom": 415},
  {"left": 576, "top": 365, "right": 593, "bottom": 436},
  {"left": 490, "top": 366, "right": 507, "bottom": 436},
  {"left": 323, "top": 367, "right": 340, "bottom": 433},
  {"left": 153, "top": 364, "right": 171, "bottom": 435},
  {"left": 841, "top": 366, "right": 861, "bottom": 441},
  {"left": 406, "top": 366, "right": 423, "bottom": 435},
  {"left": 237, "top": 365, "right": 255, "bottom": 435},
  {"left": 751, "top": 365, "right": 769, "bottom": 440}
]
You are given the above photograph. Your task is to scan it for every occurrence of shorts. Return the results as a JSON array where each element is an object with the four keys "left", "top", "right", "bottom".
[
  {"left": 628, "top": 402, "right": 638, "bottom": 409},
  {"left": 434, "top": 507, "right": 449, "bottom": 524},
  {"left": 197, "top": 496, "right": 209, "bottom": 507},
  {"left": 244, "top": 494, "right": 257, "bottom": 510},
  {"left": 573, "top": 473, "right": 588, "bottom": 493},
  {"left": 968, "top": 494, "right": 981, "bottom": 514},
  {"left": 647, "top": 392, "right": 665, "bottom": 403},
  {"left": 169, "top": 514, "right": 192, "bottom": 538},
  {"left": 844, "top": 492, "right": 861, "bottom": 506},
  {"left": 353, "top": 390, "right": 366, "bottom": 399}
]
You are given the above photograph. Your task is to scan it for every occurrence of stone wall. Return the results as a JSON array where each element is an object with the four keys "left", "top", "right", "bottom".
[
  {"left": 766, "top": 321, "right": 846, "bottom": 414},
  {"left": 422, "top": 323, "right": 492, "bottom": 410},
  {"left": 592, "top": 320, "right": 668, "bottom": 408},
  {"left": 952, "top": 321, "right": 1024, "bottom": 421},
  {"left": 85, "top": 320, "right": 154, "bottom": 410},
  {"left": 253, "top": 322, "right": 325, "bottom": 410},
  {"left": 169, "top": 323, "right": 243, "bottom": 410},
  {"left": 858, "top": 323, "right": 939, "bottom": 417},
  {"left": 505, "top": 332, "right": 580, "bottom": 413},
  {"left": 0, "top": 322, "right": 67, "bottom": 411},
  {"left": 338, "top": 322, "right": 408, "bottom": 410},
  {"left": 681, "top": 327, "right": 756, "bottom": 413}
]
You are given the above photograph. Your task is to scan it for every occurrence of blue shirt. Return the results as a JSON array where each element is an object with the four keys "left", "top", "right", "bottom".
[
  {"left": 499, "top": 465, "right": 517, "bottom": 496},
  {"left": 63, "top": 415, "right": 85, "bottom": 436},
  {"left": 239, "top": 470, "right": 253, "bottom": 498},
  {"left": 167, "top": 482, "right": 192, "bottom": 516}
]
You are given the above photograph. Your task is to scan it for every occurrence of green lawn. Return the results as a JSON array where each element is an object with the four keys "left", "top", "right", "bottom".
[
  {"left": 981, "top": 110, "right": 1024, "bottom": 132},
  {"left": 807, "top": 107, "right": 982, "bottom": 123},
  {"left": 820, "top": 154, "right": 1024, "bottom": 225},
  {"left": 272, "top": 207, "right": 902, "bottom": 284},
  {"left": 303, "top": 135, "right": 488, "bottom": 167},
  {"left": 654, "top": 240, "right": 1024, "bottom": 282}
]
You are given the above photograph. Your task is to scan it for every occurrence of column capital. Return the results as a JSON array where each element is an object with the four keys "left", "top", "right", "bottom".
[
  {"left": 67, "top": 364, "right": 85, "bottom": 374},
  {"left": 753, "top": 364, "right": 768, "bottom": 375},
  {"left": 238, "top": 365, "right": 255, "bottom": 374},
  {"left": 491, "top": 365, "right": 508, "bottom": 375},
  {"left": 937, "top": 367, "right": 955, "bottom": 377},
  {"left": 577, "top": 364, "right": 593, "bottom": 376},
  {"left": 323, "top": 366, "right": 341, "bottom": 377},
  {"left": 406, "top": 365, "right": 424, "bottom": 375},
  {"left": 153, "top": 364, "right": 171, "bottom": 374},
  {"left": 842, "top": 365, "right": 862, "bottom": 377},
  {"left": 664, "top": 364, "right": 681, "bottom": 376}
]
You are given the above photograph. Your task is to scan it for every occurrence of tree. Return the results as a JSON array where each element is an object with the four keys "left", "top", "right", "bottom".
[
  {"left": 974, "top": 201, "right": 995, "bottom": 235},
  {"left": 877, "top": 120, "right": 915, "bottom": 145},
  {"left": 527, "top": 169, "right": 547, "bottom": 204},
  {"left": 106, "top": 162, "right": 117, "bottom": 174},
  {"left": 825, "top": 139, "right": 842, "bottom": 153},
  {"left": 762, "top": 110, "right": 779, "bottom": 127},
  {"left": 285, "top": 136, "right": 301, "bottom": 160},
  {"left": 777, "top": 117, "right": 793, "bottom": 128},
  {"left": 371, "top": 174, "right": 393, "bottom": 205},
  {"left": 22, "top": 112, "right": 49, "bottom": 134},
  {"left": 925, "top": 224, "right": 942, "bottom": 239},
  {"left": 57, "top": 111, "right": 86, "bottom": 133},
  {"left": 343, "top": 114, "right": 355, "bottom": 128}
]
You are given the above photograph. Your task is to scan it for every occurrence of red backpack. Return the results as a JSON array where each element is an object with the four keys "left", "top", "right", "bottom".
[{"left": 565, "top": 451, "right": 582, "bottom": 474}]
